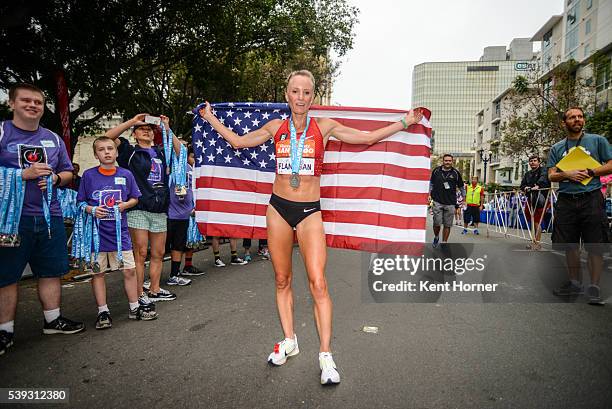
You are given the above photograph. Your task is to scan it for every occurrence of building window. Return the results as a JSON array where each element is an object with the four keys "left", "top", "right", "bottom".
[
  {"left": 584, "top": 44, "right": 590, "bottom": 58},
  {"left": 596, "top": 56, "right": 611, "bottom": 93},
  {"left": 585, "top": 19, "right": 591, "bottom": 35},
  {"left": 543, "top": 29, "right": 553, "bottom": 49}
]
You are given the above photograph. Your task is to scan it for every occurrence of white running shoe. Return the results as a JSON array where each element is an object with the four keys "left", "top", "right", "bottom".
[
  {"left": 319, "top": 352, "right": 340, "bottom": 385},
  {"left": 267, "top": 334, "right": 299, "bottom": 366},
  {"left": 143, "top": 280, "right": 151, "bottom": 291},
  {"left": 214, "top": 258, "right": 226, "bottom": 268}
]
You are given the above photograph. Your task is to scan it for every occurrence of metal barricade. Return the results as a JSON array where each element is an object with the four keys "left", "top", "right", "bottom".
[{"left": 483, "top": 188, "right": 556, "bottom": 248}]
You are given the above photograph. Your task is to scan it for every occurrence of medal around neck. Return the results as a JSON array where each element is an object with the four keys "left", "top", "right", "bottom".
[
  {"left": 289, "top": 115, "right": 310, "bottom": 189},
  {"left": 290, "top": 173, "right": 300, "bottom": 189}
]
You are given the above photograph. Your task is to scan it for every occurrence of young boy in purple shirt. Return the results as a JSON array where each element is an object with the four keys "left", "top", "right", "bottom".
[{"left": 77, "top": 136, "right": 156, "bottom": 328}]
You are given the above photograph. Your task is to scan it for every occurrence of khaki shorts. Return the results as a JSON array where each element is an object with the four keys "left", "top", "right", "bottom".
[
  {"left": 432, "top": 201, "right": 456, "bottom": 227},
  {"left": 93, "top": 251, "right": 136, "bottom": 274},
  {"left": 127, "top": 210, "right": 167, "bottom": 233}
]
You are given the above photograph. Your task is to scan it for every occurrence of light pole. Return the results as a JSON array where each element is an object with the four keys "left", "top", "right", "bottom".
[{"left": 478, "top": 149, "right": 493, "bottom": 185}]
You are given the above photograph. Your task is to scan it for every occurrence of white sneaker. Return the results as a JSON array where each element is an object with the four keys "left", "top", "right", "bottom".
[
  {"left": 319, "top": 352, "right": 340, "bottom": 385},
  {"left": 267, "top": 334, "right": 299, "bottom": 366},
  {"left": 143, "top": 280, "right": 151, "bottom": 291},
  {"left": 166, "top": 276, "right": 192, "bottom": 286},
  {"left": 214, "top": 258, "right": 226, "bottom": 268}
]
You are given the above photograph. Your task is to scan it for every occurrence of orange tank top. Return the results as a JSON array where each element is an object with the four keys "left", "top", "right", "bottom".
[{"left": 273, "top": 118, "right": 324, "bottom": 177}]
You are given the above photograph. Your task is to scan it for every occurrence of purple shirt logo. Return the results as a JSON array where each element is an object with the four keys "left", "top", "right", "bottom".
[
  {"left": 18, "top": 144, "right": 47, "bottom": 168},
  {"left": 94, "top": 189, "right": 123, "bottom": 221}
]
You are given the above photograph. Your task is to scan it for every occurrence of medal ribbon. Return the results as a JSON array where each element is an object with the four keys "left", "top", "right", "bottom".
[
  {"left": 113, "top": 205, "right": 123, "bottom": 265},
  {"left": 171, "top": 143, "right": 188, "bottom": 191},
  {"left": 12, "top": 169, "right": 25, "bottom": 241},
  {"left": 0, "top": 167, "right": 11, "bottom": 236},
  {"left": 289, "top": 115, "right": 310, "bottom": 176},
  {"left": 41, "top": 174, "right": 53, "bottom": 238},
  {"left": 161, "top": 125, "right": 173, "bottom": 174}
]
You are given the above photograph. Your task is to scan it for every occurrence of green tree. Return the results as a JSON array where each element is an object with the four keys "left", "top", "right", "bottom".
[
  {"left": 0, "top": 100, "right": 10, "bottom": 121},
  {"left": 500, "top": 59, "right": 596, "bottom": 158},
  {"left": 585, "top": 108, "right": 612, "bottom": 142},
  {"left": 0, "top": 0, "right": 358, "bottom": 148}
]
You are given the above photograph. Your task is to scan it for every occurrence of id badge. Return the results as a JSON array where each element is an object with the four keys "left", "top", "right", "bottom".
[{"left": 443, "top": 182, "right": 450, "bottom": 190}]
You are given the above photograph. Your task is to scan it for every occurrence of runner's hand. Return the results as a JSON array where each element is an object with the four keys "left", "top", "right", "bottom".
[
  {"left": 118, "top": 202, "right": 129, "bottom": 212},
  {"left": 199, "top": 102, "right": 213, "bottom": 121},
  {"left": 405, "top": 108, "right": 423, "bottom": 126}
]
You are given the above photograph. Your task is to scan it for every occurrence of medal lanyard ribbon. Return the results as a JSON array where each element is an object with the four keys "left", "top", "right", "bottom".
[
  {"left": 289, "top": 116, "right": 310, "bottom": 175},
  {"left": 91, "top": 207, "right": 100, "bottom": 271},
  {"left": 171, "top": 144, "right": 187, "bottom": 189},
  {"left": 12, "top": 169, "right": 25, "bottom": 237},
  {"left": 0, "top": 167, "right": 12, "bottom": 235},
  {"left": 113, "top": 205, "right": 123, "bottom": 265},
  {"left": 161, "top": 125, "right": 173, "bottom": 174},
  {"left": 72, "top": 202, "right": 88, "bottom": 260},
  {"left": 41, "top": 174, "right": 53, "bottom": 238},
  {"left": 187, "top": 215, "right": 204, "bottom": 248}
]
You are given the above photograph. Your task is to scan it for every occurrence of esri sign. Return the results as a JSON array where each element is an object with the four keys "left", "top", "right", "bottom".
[{"left": 515, "top": 62, "right": 537, "bottom": 71}]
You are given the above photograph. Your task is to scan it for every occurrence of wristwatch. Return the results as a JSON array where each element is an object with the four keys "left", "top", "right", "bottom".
[
  {"left": 53, "top": 173, "right": 62, "bottom": 187},
  {"left": 587, "top": 168, "right": 595, "bottom": 177}
]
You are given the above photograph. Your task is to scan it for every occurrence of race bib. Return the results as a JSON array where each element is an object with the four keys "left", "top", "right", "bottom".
[{"left": 275, "top": 137, "right": 316, "bottom": 176}]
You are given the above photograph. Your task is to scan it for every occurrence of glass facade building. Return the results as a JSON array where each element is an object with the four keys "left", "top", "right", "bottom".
[{"left": 412, "top": 60, "right": 533, "bottom": 156}]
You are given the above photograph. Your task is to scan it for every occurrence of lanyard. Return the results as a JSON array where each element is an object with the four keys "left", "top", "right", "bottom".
[
  {"left": 0, "top": 168, "right": 11, "bottom": 235},
  {"left": 171, "top": 144, "right": 188, "bottom": 191},
  {"left": 41, "top": 174, "right": 53, "bottom": 238},
  {"left": 161, "top": 126, "right": 173, "bottom": 175},
  {"left": 289, "top": 116, "right": 310, "bottom": 175},
  {"left": 564, "top": 133, "right": 584, "bottom": 155},
  {"left": 113, "top": 205, "right": 123, "bottom": 267}
]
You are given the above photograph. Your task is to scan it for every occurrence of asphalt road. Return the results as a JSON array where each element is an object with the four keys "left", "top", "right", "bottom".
[{"left": 1, "top": 223, "right": 612, "bottom": 408}]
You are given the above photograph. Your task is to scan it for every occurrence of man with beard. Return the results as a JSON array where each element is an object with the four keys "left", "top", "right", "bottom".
[
  {"left": 429, "top": 154, "right": 465, "bottom": 247},
  {"left": 548, "top": 107, "right": 612, "bottom": 305}
]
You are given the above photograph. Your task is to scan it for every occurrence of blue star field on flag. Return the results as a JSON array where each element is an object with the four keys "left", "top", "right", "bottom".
[{"left": 192, "top": 102, "right": 292, "bottom": 172}]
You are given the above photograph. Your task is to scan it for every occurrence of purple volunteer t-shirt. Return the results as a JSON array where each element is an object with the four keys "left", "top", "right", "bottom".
[
  {"left": 77, "top": 166, "right": 141, "bottom": 252},
  {"left": 168, "top": 163, "right": 194, "bottom": 220},
  {"left": 0, "top": 121, "right": 73, "bottom": 217}
]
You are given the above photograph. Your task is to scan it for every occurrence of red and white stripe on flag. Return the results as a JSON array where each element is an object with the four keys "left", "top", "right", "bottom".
[{"left": 194, "top": 105, "right": 432, "bottom": 255}]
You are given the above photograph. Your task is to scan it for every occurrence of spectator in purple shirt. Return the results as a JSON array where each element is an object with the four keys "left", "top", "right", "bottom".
[
  {"left": 77, "top": 136, "right": 157, "bottom": 328},
  {"left": 165, "top": 146, "right": 205, "bottom": 283},
  {"left": 0, "top": 83, "right": 84, "bottom": 356}
]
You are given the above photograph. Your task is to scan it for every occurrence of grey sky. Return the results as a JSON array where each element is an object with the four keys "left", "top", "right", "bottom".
[{"left": 331, "top": 0, "right": 563, "bottom": 110}]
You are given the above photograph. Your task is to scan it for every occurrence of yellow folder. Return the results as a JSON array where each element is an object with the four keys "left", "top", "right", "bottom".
[{"left": 555, "top": 146, "right": 601, "bottom": 185}]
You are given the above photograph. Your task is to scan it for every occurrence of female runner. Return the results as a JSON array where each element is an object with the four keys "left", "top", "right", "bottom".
[{"left": 199, "top": 70, "right": 422, "bottom": 384}]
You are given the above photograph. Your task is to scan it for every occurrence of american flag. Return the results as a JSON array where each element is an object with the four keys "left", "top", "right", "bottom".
[{"left": 191, "top": 102, "right": 432, "bottom": 254}]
